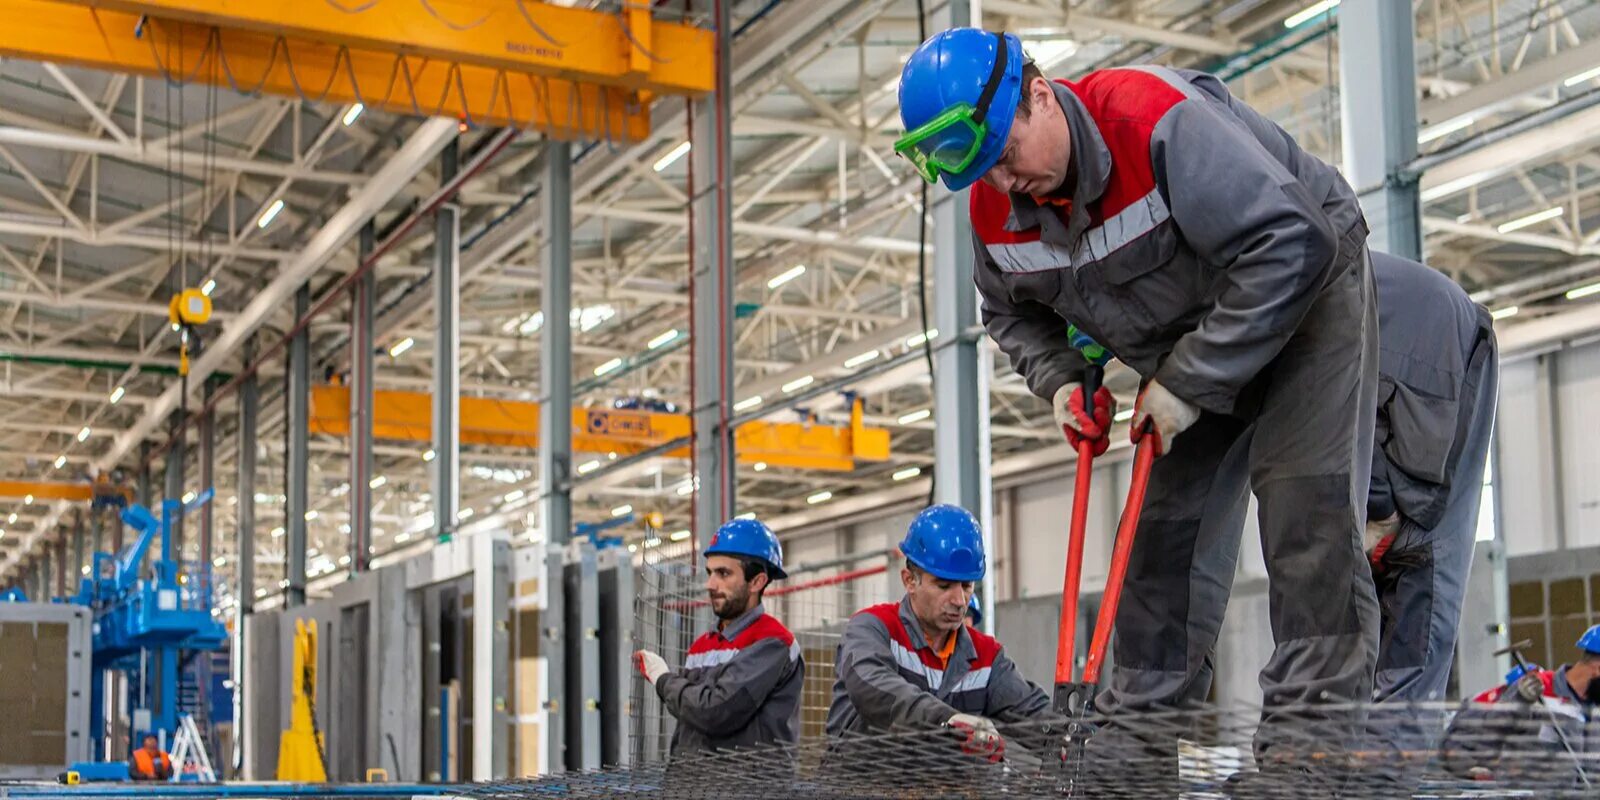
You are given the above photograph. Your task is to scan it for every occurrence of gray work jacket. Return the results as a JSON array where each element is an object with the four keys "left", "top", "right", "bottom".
[
  {"left": 971, "top": 66, "right": 1367, "bottom": 417},
  {"left": 655, "top": 603, "right": 803, "bottom": 756},
  {"left": 825, "top": 596, "right": 1050, "bottom": 739},
  {"left": 1368, "top": 251, "right": 1496, "bottom": 529},
  {"left": 1442, "top": 665, "right": 1600, "bottom": 786}
]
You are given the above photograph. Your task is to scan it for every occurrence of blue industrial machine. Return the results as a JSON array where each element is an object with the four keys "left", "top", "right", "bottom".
[
  {"left": 66, "top": 493, "right": 229, "bottom": 779},
  {"left": 575, "top": 515, "right": 634, "bottom": 550}
]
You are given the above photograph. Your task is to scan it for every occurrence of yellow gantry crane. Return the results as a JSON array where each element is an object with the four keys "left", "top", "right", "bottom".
[
  {"left": 0, "top": 0, "right": 715, "bottom": 139},
  {"left": 310, "top": 386, "right": 892, "bottom": 472}
]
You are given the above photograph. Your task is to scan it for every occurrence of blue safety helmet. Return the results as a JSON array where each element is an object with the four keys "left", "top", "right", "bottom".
[
  {"left": 704, "top": 518, "right": 787, "bottom": 579},
  {"left": 1578, "top": 624, "right": 1600, "bottom": 655},
  {"left": 967, "top": 595, "right": 983, "bottom": 627},
  {"left": 900, "top": 504, "right": 986, "bottom": 582},
  {"left": 896, "top": 29, "right": 1025, "bottom": 191}
]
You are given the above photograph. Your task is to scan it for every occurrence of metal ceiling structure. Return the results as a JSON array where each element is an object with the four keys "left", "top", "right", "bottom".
[{"left": 2, "top": 0, "right": 1600, "bottom": 607}]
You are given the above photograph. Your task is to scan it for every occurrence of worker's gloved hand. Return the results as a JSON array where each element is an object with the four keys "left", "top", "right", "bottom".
[
  {"left": 1053, "top": 382, "right": 1115, "bottom": 457},
  {"left": 1130, "top": 380, "right": 1199, "bottom": 456},
  {"left": 633, "top": 650, "right": 669, "bottom": 685},
  {"left": 1513, "top": 671, "right": 1544, "bottom": 704},
  {"left": 1364, "top": 513, "right": 1401, "bottom": 570},
  {"left": 947, "top": 713, "right": 1005, "bottom": 763}
]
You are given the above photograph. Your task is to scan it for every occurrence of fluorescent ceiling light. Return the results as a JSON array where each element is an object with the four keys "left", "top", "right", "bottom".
[
  {"left": 753, "top": 462, "right": 767, "bottom": 472},
  {"left": 305, "top": 510, "right": 318, "bottom": 521},
  {"left": 1024, "top": 38, "right": 1078, "bottom": 69},
  {"left": 1566, "top": 282, "right": 1600, "bottom": 300},
  {"left": 669, "top": 529, "right": 692, "bottom": 542},
  {"left": 201, "top": 279, "right": 216, "bottom": 296},
  {"left": 457, "top": 508, "right": 474, "bottom": 520},
  {"left": 7, "top": 514, "right": 16, "bottom": 524},
  {"left": 1564, "top": 65, "right": 1600, "bottom": 87},
  {"left": 782, "top": 375, "right": 814, "bottom": 393},
  {"left": 892, "top": 467, "right": 922, "bottom": 481},
  {"left": 1497, "top": 206, "right": 1563, "bottom": 233},
  {"left": 906, "top": 329, "right": 939, "bottom": 348},
  {"left": 504, "top": 489, "right": 526, "bottom": 503},
  {"left": 734, "top": 396, "right": 763, "bottom": 412},
  {"left": 256, "top": 198, "right": 285, "bottom": 229},
  {"left": 53, "top": 455, "right": 66, "bottom": 469},
  {"left": 422, "top": 449, "right": 436, "bottom": 462},
  {"left": 1420, "top": 171, "right": 1490, "bottom": 203},
  {"left": 594, "top": 357, "right": 623, "bottom": 376},
  {"left": 767, "top": 264, "right": 806, "bottom": 290},
  {"left": 1417, "top": 115, "right": 1474, "bottom": 144},
  {"left": 1491, "top": 306, "right": 1519, "bottom": 320},
  {"left": 578, "top": 460, "right": 601, "bottom": 474},
  {"left": 342, "top": 103, "right": 364, "bottom": 126},
  {"left": 611, "top": 504, "right": 632, "bottom": 517},
  {"left": 844, "top": 350, "right": 880, "bottom": 369},
  {"left": 653, "top": 141, "right": 691, "bottom": 172},
  {"left": 23, "top": 494, "right": 32, "bottom": 505},
  {"left": 1114, "top": 408, "right": 1136, "bottom": 422},
  {"left": 369, "top": 476, "right": 387, "bottom": 489},
  {"left": 1284, "top": 0, "right": 1339, "bottom": 29},
  {"left": 648, "top": 329, "right": 679, "bottom": 350},
  {"left": 76, "top": 426, "right": 90, "bottom": 442},
  {"left": 109, "top": 386, "right": 125, "bottom": 404},
  {"left": 807, "top": 491, "right": 833, "bottom": 505},
  {"left": 388, "top": 337, "right": 415, "bottom": 357},
  {"left": 897, "top": 408, "right": 931, "bottom": 425},
  {"left": 735, "top": 512, "right": 756, "bottom": 521},
  {"left": 271, "top": 527, "right": 285, "bottom": 537},
  {"left": 677, "top": 482, "right": 696, "bottom": 496}
]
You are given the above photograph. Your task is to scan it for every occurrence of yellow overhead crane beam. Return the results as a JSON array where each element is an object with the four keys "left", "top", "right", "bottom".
[
  {"left": 0, "top": 0, "right": 715, "bottom": 141},
  {"left": 310, "top": 386, "right": 892, "bottom": 472},
  {"left": 59, "top": 0, "right": 714, "bottom": 96}
]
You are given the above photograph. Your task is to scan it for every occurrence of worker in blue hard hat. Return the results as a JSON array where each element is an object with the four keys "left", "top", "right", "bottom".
[
  {"left": 825, "top": 504, "right": 1049, "bottom": 763},
  {"left": 1441, "top": 625, "right": 1600, "bottom": 785},
  {"left": 966, "top": 594, "right": 982, "bottom": 629},
  {"left": 633, "top": 517, "right": 803, "bottom": 757},
  {"left": 896, "top": 28, "right": 1381, "bottom": 783}
]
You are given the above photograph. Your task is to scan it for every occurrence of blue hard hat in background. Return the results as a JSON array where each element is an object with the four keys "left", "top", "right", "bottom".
[
  {"left": 704, "top": 518, "right": 787, "bottom": 579},
  {"left": 1577, "top": 624, "right": 1600, "bottom": 655},
  {"left": 897, "top": 29, "right": 1025, "bottom": 191},
  {"left": 967, "top": 595, "right": 983, "bottom": 626},
  {"left": 900, "top": 504, "right": 986, "bottom": 582},
  {"left": 1505, "top": 662, "right": 1540, "bottom": 685}
]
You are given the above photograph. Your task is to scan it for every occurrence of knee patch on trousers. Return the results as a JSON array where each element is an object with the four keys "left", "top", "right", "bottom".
[
  {"left": 1113, "top": 518, "right": 1200, "bottom": 672},
  {"left": 1258, "top": 473, "right": 1369, "bottom": 641}
]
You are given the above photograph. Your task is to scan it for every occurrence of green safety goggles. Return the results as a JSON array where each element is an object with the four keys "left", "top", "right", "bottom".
[{"left": 893, "top": 104, "right": 989, "bottom": 185}]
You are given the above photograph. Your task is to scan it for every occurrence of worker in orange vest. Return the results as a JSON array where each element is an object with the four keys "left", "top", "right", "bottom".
[{"left": 128, "top": 733, "right": 172, "bottom": 781}]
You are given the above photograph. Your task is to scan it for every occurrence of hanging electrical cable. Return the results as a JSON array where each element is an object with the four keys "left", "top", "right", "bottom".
[{"left": 914, "top": 0, "right": 935, "bottom": 508}]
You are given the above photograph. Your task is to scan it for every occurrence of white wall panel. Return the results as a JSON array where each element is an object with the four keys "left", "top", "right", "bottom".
[
  {"left": 1557, "top": 344, "right": 1600, "bottom": 548},
  {"left": 1497, "top": 358, "right": 1556, "bottom": 555}
]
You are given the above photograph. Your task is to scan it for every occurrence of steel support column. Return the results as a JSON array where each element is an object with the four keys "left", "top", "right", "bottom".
[
  {"left": 238, "top": 335, "right": 257, "bottom": 613},
  {"left": 286, "top": 287, "right": 310, "bottom": 608},
  {"left": 55, "top": 535, "right": 66, "bottom": 596},
  {"left": 165, "top": 411, "right": 186, "bottom": 558},
  {"left": 350, "top": 222, "right": 375, "bottom": 572},
  {"left": 234, "top": 335, "right": 257, "bottom": 772},
  {"left": 433, "top": 140, "right": 461, "bottom": 543},
  {"left": 689, "top": 0, "right": 735, "bottom": 547},
  {"left": 538, "top": 142, "right": 573, "bottom": 546},
  {"left": 199, "top": 381, "right": 214, "bottom": 567},
  {"left": 1339, "top": 0, "right": 1421, "bottom": 259},
  {"left": 927, "top": 0, "right": 992, "bottom": 631},
  {"left": 72, "top": 509, "right": 84, "bottom": 587},
  {"left": 90, "top": 507, "right": 103, "bottom": 566}
]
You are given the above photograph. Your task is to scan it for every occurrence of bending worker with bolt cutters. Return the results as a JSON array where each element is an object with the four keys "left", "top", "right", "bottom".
[{"left": 894, "top": 28, "right": 1380, "bottom": 795}]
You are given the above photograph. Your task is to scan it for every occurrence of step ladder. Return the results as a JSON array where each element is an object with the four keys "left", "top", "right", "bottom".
[{"left": 169, "top": 713, "right": 216, "bottom": 782}]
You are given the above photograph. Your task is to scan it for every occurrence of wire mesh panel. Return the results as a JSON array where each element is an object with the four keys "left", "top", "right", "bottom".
[
  {"left": 629, "top": 549, "right": 900, "bottom": 765},
  {"left": 472, "top": 700, "right": 1600, "bottom": 799}
]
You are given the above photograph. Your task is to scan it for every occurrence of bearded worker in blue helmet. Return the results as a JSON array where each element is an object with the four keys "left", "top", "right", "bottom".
[
  {"left": 894, "top": 28, "right": 1381, "bottom": 791},
  {"left": 825, "top": 504, "right": 1050, "bottom": 762},
  {"left": 634, "top": 518, "right": 804, "bottom": 757}
]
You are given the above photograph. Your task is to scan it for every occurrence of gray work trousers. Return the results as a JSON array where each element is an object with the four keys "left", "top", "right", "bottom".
[
  {"left": 1366, "top": 345, "right": 1498, "bottom": 754},
  {"left": 1092, "top": 245, "right": 1381, "bottom": 769}
]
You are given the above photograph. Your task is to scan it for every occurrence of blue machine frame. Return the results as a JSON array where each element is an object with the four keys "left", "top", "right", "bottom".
[{"left": 67, "top": 494, "right": 229, "bottom": 773}]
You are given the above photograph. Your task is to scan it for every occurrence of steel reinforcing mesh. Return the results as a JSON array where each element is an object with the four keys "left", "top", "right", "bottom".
[{"left": 468, "top": 697, "right": 1600, "bottom": 798}]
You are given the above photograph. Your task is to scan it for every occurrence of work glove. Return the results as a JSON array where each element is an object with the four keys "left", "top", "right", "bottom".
[
  {"left": 633, "top": 650, "right": 669, "bottom": 685},
  {"left": 1130, "top": 380, "right": 1198, "bottom": 457},
  {"left": 947, "top": 713, "right": 1005, "bottom": 763},
  {"left": 1052, "top": 382, "right": 1115, "bottom": 457},
  {"left": 1364, "top": 513, "right": 1401, "bottom": 556},
  {"left": 1512, "top": 671, "right": 1544, "bottom": 704}
]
